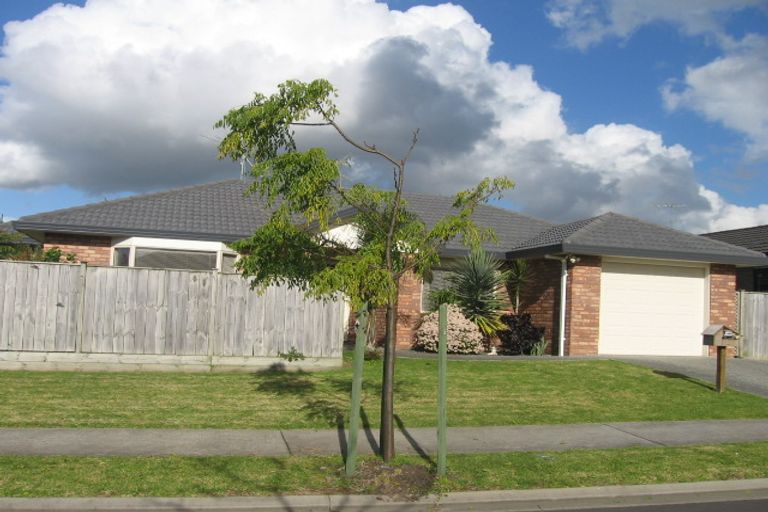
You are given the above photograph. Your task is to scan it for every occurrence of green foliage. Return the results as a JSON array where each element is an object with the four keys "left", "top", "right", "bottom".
[
  {"left": 530, "top": 337, "right": 549, "bottom": 356},
  {"left": 507, "top": 258, "right": 532, "bottom": 313},
  {"left": 0, "top": 236, "right": 74, "bottom": 263},
  {"left": 277, "top": 347, "right": 306, "bottom": 362},
  {"left": 447, "top": 249, "right": 509, "bottom": 335},
  {"left": 0, "top": 230, "right": 21, "bottom": 259},
  {"left": 216, "top": 79, "right": 514, "bottom": 310},
  {"left": 427, "top": 288, "right": 458, "bottom": 312}
]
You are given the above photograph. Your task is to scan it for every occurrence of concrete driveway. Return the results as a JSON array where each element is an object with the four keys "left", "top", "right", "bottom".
[{"left": 613, "top": 356, "right": 768, "bottom": 398}]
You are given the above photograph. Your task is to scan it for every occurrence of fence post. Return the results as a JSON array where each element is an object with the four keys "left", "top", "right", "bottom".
[
  {"left": 437, "top": 302, "right": 448, "bottom": 476},
  {"left": 207, "top": 270, "right": 220, "bottom": 366},
  {"left": 345, "top": 305, "right": 368, "bottom": 476},
  {"left": 75, "top": 262, "right": 87, "bottom": 353}
]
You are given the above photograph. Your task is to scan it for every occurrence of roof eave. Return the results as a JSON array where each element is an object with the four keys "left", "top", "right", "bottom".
[
  {"left": 559, "top": 243, "right": 768, "bottom": 267},
  {"left": 505, "top": 244, "right": 565, "bottom": 259},
  {"left": 13, "top": 221, "right": 250, "bottom": 244}
]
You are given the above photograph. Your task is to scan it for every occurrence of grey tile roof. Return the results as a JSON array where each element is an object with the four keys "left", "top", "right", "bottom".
[
  {"left": 507, "top": 212, "right": 768, "bottom": 266},
  {"left": 13, "top": 180, "right": 554, "bottom": 252},
  {"left": 399, "top": 193, "right": 554, "bottom": 256},
  {"left": 14, "top": 180, "right": 275, "bottom": 242},
  {"left": 16, "top": 179, "right": 764, "bottom": 266},
  {"left": 702, "top": 224, "right": 768, "bottom": 255}
]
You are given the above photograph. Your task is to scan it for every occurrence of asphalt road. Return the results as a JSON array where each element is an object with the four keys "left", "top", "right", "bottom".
[
  {"left": 564, "top": 499, "right": 768, "bottom": 512},
  {"left": 612, "top": 356, "right": 768, "bottom": 397}
]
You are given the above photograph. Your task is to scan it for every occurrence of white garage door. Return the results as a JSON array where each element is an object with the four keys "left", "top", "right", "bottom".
[{"left": 599, "top": 261, "right": 706, "bottom": 356}]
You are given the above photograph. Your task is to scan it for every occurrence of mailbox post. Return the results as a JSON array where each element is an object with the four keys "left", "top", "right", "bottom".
[{"left": 702, "top": 325, "right": 738, "bottom": 393}]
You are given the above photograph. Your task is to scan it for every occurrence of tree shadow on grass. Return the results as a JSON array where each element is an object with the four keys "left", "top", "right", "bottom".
[
  {"left": 251, "top": 365, "right": 422, "bottom": 463},
  {"left": 653, "top": 370, "right": 714, "bottom": 391},
  {"left": 395, "top": 414, "right": 434, "bottom": 468}
]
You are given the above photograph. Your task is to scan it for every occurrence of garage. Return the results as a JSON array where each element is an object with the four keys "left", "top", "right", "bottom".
[{"left": 598, "top": 260, "right": 707, "bottom": 356}]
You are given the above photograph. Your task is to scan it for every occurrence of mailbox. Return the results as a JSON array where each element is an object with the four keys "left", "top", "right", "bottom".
[{"left": 702, "top": 324, "right": 739, "bottom": 347}]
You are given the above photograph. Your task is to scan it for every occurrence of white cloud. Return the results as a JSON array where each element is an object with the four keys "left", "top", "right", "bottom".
[
  {"left": 546, "top": 0, "right": 764, "bottom": 50},
  {"left": 0, "top": 0, "right": 765, "bottom": 232},
  {"left": 662, "top": 34, "right": 768, "bottom": 161}
]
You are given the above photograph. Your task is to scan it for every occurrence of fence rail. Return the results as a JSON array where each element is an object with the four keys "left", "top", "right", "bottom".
[
  {"left": 739, "top": 291, "right": 768, "bottom": 360},
  {"left": 0, "top": 261, "right": 345, "bottom": 360}
]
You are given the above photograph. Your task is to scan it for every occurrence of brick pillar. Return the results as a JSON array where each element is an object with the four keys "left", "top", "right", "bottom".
[
  {"left": 564, "top": 256, "right": 601, "bottom": 356},
  {"left": 396, "top": 270, "right": 423, "bottom": 348},
  {"left": 708, "top": 264, "right": 737, "bottom": 357},
  {"left": 44, "top": 234, "right": 112, "bottom": 266}
]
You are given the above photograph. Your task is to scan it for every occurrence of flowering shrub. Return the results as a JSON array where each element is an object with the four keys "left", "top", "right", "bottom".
[{"left": 413, "top": 304, "right": 484, "bottom": 354}]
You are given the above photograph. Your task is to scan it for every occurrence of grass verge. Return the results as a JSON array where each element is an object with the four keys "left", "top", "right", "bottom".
[
  {"left": 1, "top": 442, "right": 767, "bottom": 497},
  {"left": 1, "top": 356, "right": 767, "bottom": 429}
]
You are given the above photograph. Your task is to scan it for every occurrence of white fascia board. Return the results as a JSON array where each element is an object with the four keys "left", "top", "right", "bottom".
[
  {"left": 320, "top": 224, "right": 361, "bottom": 249},
  {"left": 112, "top": 236, "right": 235, "bottom": 253}
]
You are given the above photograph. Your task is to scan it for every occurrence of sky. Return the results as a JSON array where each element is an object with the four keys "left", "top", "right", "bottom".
[{"left": 0, "top": 0, "right": 766, "bottom": 233}]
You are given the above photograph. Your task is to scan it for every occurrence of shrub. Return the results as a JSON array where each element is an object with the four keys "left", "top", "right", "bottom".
[
  {"left": 448, "top": 249, "right": 509, "bottom": 335},
  {"left": 426, "top": 287, "right": 457, "bottom": 312},
  {"left": 413, "top": 304, "right": 484, "bottom": 354},
  {"left": 497, "top": 313, "right": 546, "bottom": 355}
]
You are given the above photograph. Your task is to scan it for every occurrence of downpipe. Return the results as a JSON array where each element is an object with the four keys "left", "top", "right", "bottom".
[{"left": 544, "top": 255, "right": 576, "bottom": 357}]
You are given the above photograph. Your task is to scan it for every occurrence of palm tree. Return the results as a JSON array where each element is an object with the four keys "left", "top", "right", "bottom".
[
  {"left": 507, "top": 258, "right": 531, "bottom": 314},
  {"left": 448, "top": 249, "right": 509, "bottom": 335}
]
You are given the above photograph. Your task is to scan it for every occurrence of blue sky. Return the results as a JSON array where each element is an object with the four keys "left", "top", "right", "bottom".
[{"left": 1, "top": 0, "right": 766, "bottom": 232}]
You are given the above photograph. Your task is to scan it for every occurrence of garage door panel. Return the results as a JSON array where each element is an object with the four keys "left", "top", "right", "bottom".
[{"left": 599, "top": 262, "right": 705, "bottom": 356}]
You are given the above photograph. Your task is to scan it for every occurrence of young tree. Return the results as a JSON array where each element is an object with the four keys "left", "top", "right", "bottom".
[{"left": 215, "top": 79, "right": 512, "bottom": 461}]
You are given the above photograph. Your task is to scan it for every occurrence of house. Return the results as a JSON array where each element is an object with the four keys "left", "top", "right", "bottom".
[
  {"left": 702, "top": 224, "right": 768, "bottom": 292},
  {"left": 0, "top": 220, "right": 41, "bottom": 257},
  {"left": 13, "top": 179, "right": 767, "bottom": 357},
  {"left": 504, "top": 213, "right": 766, "bottom": 357}
]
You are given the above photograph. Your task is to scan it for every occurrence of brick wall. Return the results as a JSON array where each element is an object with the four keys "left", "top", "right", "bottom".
[
  {"left": 396, "top": 270, "right": 422, "bottom": 348},
  {"left": 708, "top": 263, "right": 737, "bottom": 357},
  {"left": 516, "top": 258, "right": 561, "bottom": 355},
  {"left": 345, "top": 271, "right": 422, "bottom": 349},
  {"left": 44, "top": 233, "right": 112, "bottom": 266},
  {"left": 564, "top": 256, "right": 602, "bottom": 356}
]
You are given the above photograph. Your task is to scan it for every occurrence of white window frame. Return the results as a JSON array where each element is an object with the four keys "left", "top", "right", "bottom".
[{"left": 111, "top": 236, "right": 238, "bottom": 272}]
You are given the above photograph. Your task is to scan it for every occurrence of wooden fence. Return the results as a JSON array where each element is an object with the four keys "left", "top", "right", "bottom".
[
  {"left": 738, "top": 291, "right": 768, "bottom": 360},
  {"left": 0, "top": 261, "right": 345, "bottom": 359}
]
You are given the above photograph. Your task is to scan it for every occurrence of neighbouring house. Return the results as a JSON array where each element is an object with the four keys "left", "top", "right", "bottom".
[
  {"left": 0, "top": 220, "right": 41, "bottom": 257},
  {"left": 702, "top": 224, "right": 768, "bottom": 292},
  {"left": 13, "top": 179, "right": 767, "bottom": 357}
]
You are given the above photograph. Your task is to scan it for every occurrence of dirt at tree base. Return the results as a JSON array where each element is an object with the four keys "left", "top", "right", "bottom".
[{"left": 345, "top": 460, "right": 436, "bottom": 501}]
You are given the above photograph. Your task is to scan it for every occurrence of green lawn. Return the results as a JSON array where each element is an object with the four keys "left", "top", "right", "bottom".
[
  {"left": 2, "top": 442, "right": 767, "bottom": 497},
  {"left": 1, "top": 356, "right": 767, "bottom": 429}
]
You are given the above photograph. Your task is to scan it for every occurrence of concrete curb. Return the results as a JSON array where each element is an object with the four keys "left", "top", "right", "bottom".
[{"left": 2, "top": 478, "right": 768, "bottom": 511}]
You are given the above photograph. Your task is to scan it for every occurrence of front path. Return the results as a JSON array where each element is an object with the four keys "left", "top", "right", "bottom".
[{"left": 3, "top": 419, "right": 767, "bottom": 457}]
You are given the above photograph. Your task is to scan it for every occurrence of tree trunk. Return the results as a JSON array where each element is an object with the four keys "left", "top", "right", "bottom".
[{"left": 379, "top": 299, "right": 397, "bottom": 461}]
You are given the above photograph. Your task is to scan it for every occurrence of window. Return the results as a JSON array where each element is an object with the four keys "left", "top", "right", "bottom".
[
  {"left": 756, "top": 268, "right": 768, "bottom": 292},
  {"left": 113, "top": 247, "right": 130, "bottom": 267},
  {"left": 134, "top": 248, "right": 217, "bottom": 271},
  {"left": 221, "top": 253, "right": 238, "bottom": 273}
]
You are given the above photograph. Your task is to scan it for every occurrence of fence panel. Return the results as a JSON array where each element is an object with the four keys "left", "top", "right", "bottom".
[
  {"left": 1, "top": 261, "right": 344, "bottom": 360},
  {"left": 0, "top": 261, "right": 82, "bottom": 352},
  {"left": 213, "top": 275, "right": 344, "bottom": 358},
  {"left": 739, "top": 291, "right": 768, "bottom": 360},
  {"left": 81, "top": 267, "right": 214, "bottom": 355}
]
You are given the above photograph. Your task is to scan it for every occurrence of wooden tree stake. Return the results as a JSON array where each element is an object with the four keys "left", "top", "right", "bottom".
[
  {"left": 345, "top": 306, "right": 368, "bottom": 476},
  {"left": 437, "top": 303, "right": 448, "bottom": 476}
]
